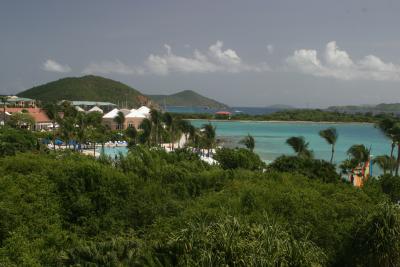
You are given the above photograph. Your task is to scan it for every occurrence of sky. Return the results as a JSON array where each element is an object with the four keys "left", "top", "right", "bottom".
[{"left": 1, "top": 0, "right": 400, "bottom": 108}]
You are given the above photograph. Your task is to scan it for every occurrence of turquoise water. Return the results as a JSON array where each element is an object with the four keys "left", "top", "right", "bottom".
[
  {"left": 100, "top": 120, "right": 391, "bottom": 174},
  {"left": 99, "top": 146, "right": 128, "bottom": 158},
  {"left": 190, "top": 120, "right": 391, "bottom": 165}
]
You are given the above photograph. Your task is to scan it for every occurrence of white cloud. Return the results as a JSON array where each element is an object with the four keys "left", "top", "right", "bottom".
[
  {"left": 286, "top": 41, "right": 400, "bottom": 81},
  {"left": 267, "top": 44, "right": 274, "bottom": 54},
  {"left": 145, "top": 41, "right": 269, "bottom": 74},
  {"left": 42, "top": 59, "right": 71, "bottom": 73},
  {"left": 82, "top": 60, "right": 144, "bottom": 75},
  {"left": 145, "top": 44, "right": 220, "bottom": 75},
  {"left": 83, "top": 41, "right": 270, "bottom": 76}
]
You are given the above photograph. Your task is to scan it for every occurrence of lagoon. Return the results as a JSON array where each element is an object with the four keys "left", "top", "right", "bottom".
[
  {"left": 101, "top": 120, "right": 391, "bottom": 174},
  {"left": 190, "top": 120, "right": 391, "bottom": 165}
]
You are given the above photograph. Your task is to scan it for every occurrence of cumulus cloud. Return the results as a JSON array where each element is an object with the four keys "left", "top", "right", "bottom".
[
  {"left": 42, "top": 59, "right": 71, "bottom": 73},
  {"left": 83, "top": 41, "right": 270, "bottom": 76},
  {"left": 82, "top": 60, "right": 144, "bottom": 75},
  {"left": 286, "top": 41, "right": 400, "bottom": 81},
  {"left": 145, "top": 41, "right": 269, "bottom": 75}
]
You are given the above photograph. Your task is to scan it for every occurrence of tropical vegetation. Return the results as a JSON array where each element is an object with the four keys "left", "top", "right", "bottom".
[{"left": 2, "top": 107, "right": 400, "bottom": 266}]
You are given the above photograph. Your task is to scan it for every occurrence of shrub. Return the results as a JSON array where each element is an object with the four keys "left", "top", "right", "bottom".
[
  {"left": 0, "top": 127, "right": 37, "bottom": 156},
  {"left": 268, "top": 155, "right": 340, "bottom": 182},
  {"left": 214, "top": 148, "right": 266, "bottom": 171}
]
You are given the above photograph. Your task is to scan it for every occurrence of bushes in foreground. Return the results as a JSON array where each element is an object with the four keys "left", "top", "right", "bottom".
[
  {"left": 0, "top": 149, "right": 398, "bottom": 266},
  {"left": 268, "top": 155, "right": 340, "bottom": 182},
  {"left": 0, "top": 127, "right": 38, "bottom": 156},
  {"left": 214, "top": 147, "right": 266, "bottom": 171}
]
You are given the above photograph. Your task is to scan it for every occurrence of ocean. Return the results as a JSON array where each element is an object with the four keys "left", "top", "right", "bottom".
[
  {"left": 164, "top": 106, "right": 282, "bottom": 115},
  {"left": 190, "top": 120, "right": 390, "bottom": 167},
  {"left": 101, "top": 120, "right": 390, "bottom": 175}
]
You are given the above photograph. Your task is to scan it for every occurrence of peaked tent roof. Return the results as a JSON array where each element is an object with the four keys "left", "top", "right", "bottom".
[
  {"left": 88, "top": 106, "right": 103, "bottom": 113},
  {"left": 137, "top": 106, "right": 151, "bottom": 115},
  {"left": 126, "top": 110, "right": 146, "bottom": 118},
  {"left": 119, "top": 109, "right": 131, "bottom": 115},
  {"left": 75, "top": 106, "right": 85, "bottom": 112},
  {"left": 102, "top": 108, "right": 119, "bottom": 119}
]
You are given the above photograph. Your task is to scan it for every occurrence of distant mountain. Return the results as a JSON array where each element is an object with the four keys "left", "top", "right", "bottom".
[
  {"left": 148, "top": 90, "right": 229, "bottom": 109},
  {"left": 327, "top": 103, "right": 400, "bottom": 114},
  {"left": 17, "top": 75, "right": 154, "bottom": 107},
  {"left": 265, "top": 104, "right": 295, "bottom": 110}
]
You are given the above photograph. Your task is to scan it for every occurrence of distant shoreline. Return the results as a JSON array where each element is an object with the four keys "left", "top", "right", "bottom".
[{"left": 187, "top": 118, "right": 374, "bottom": 124}]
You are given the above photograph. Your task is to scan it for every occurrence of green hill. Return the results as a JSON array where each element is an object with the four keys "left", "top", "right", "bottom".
[
  {"left": 327, "top": 103, "right": 400, "bottom": 113},
  {"left": 148, "top": 90, "right": 229, "bottom": 109},
  {"left": 17, "top": 75, "right": 153, "bottom": 107}
]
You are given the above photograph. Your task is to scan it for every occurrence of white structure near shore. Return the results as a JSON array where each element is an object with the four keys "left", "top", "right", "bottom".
[{"left": 102, "top": 106, "right": 151, "bottom": 130}]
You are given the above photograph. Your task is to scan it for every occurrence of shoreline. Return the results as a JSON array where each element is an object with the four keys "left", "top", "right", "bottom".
[{"left": 186, "top": 118, "right": 374, "bottom": 124}]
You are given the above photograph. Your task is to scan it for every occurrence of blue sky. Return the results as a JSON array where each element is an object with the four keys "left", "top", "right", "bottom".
[{"left": 1, "top": 0, "right": 400, "bottom": 107}]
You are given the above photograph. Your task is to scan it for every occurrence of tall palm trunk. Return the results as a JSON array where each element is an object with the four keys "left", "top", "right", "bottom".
[
  {"left": 52, "top": 121, "right": 56, "bottom": 151},
  {"left": 390, "top": 142, "right": 395, "bottom": 175},
  {"left": 330, "top": 145, "right": 335, "bottom": 164},
  {"left": 93, "top": 142, "right": 96, "bottom": 157},
  {"left": 2, "top": 98, "right": 6, "bottom": 127},
  {"left": 396, "top": 143, "right": 400, "bottom": 176}
]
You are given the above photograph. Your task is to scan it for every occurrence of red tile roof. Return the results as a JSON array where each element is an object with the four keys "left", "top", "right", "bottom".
[
  {"left": 215, "top": 111, "right": 232, "bottom": 115},
  {"left": 5, "top": 108, "right": 51, "bottom": 123}
]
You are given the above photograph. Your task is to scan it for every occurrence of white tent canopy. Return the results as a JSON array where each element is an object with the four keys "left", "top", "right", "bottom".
[
  {"left": 87, "top": 106, "right": 103, "bottom": 113},
  {"left": 137, "top": 106, "right": 151, "bottom": 117},
  {"left": 126, "top": 110, "right": 146, "bottom": 118},
  {"left": 102, "top": 108, "right": 119, "bottom": 119},
  {"left": 75, "top": 106, "right": 85, "bottom": 112}
]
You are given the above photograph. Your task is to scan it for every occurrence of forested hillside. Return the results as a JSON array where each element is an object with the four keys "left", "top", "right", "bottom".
[
  {"left": 148, "top": 90, "right": 228, "bottom": 108},
  {"left": 17, "top": 75, "right": 153, "bottom": 107}
]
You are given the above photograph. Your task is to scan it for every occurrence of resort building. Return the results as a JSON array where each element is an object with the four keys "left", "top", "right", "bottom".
[
  {"left": 125, "top": 109, "right": 146, "bottom": 128},
  {"left": 60, "top": 100, "right": 117, "bottom": 113},
  {"left": 102, "top": 106, "right": 150, "bottom": 130},
  {"left": 1, "top": 96, "right": 36, "bottom": 108},
  {"left": 215, "top": 111, "right": 232, "bottom": 119},
  {"left": 137, "top": 106, "right": 151, "bottom": 117},
  {"left": 2, "top": 107, "right": 53, "bottom": 130},
  {"left": 87, "top": 106, "right": 103, "bottom": 114}
]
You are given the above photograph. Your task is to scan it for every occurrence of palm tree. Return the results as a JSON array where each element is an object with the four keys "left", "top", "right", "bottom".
[
  {"left": 202, "top": 123, "right": 216, "bottom": 157},
  {"left": 1, "top": 96, "right": 6, "bottom": 127},
  {"left": 139, "top": 118, "right": 152, "bottom": 146},
  {"left": 286, "top": 136, "right": 313, "bottom": 158},
  {"left": 113, "top": 111, "right": 125, "bottom": 131},
  {"left": 44, "top": 103, "right": 59, "bottom": 151},
  {"left": 150, "top": 109, "right": 161, "bottom": 145},
  {"left": 347, "top": 144, "right": 370, "bottom": 177},
  {"left": 391, "top": 125, "right": 400, "bottom": 176},
  {"left": 377, "top": 118, "right": 396, "bottom": 158},
  {"left": 377, "top": 118, "right": 399, "bottom": 175},
  {"left": 319, "top": 127, "right": 338, "bottom": 163},
  {"left": 239, "top": 134, "right": 255, "bottom": 152},
  {"left": 373, "top": 155, "right": 396, "bottom": 175},
  {"left": 125, "top": 126, "right": 137, "bottom": 148},
  {"left": 7, "top": 112, "right": 35, "bottom": 129},
  {"left": 178, "top": 119, "right": 191, "bottom": 143},
  {"left": 163, "top": 112, "right": 174, "bottom": 148}
]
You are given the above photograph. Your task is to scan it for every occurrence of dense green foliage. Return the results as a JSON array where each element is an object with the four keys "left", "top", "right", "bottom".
[
  {"left": 0, "top": 146, "right": 399, "bottom": 266},
  {"left": 148, "top": 89, "right": 228, "bottom": 109},
  {"left": 214, "top": 147, "right": 266, "bottom": 171},
  {"left": 0, "top": 127, "right": 38, "bottom": 156},
  {"left": 328, "top": 102, "right": 400, "bottom": 113},
  {"left": 268, "top": 155, "right": 340, "bottom": 183},
  {"left": 3, "top": 109, "right": 400, "bottom": 266},
  {"left": 17, "top": 75, "right": 150, "bottom": 107},
  {"left": 175, "top": 109, "right": 387, "bottom": 123}
]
